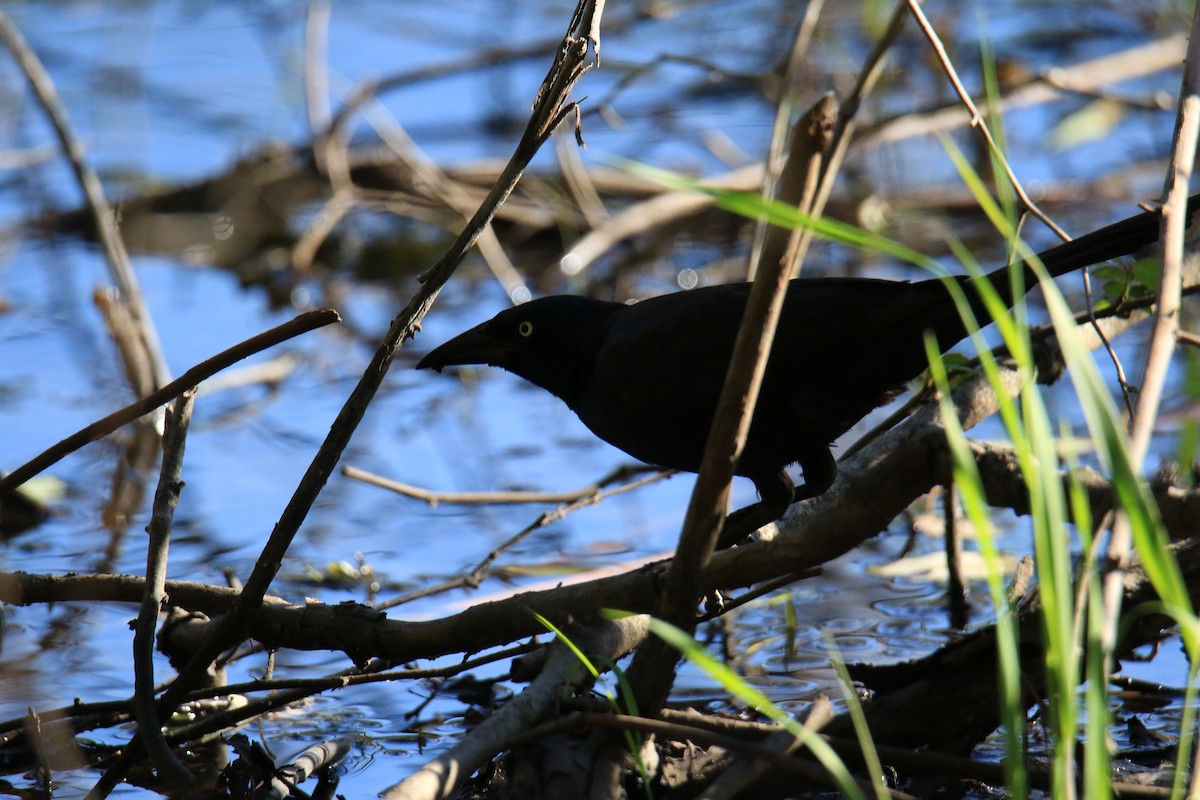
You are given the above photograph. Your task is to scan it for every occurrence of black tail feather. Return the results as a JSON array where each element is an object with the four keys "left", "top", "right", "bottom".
[{"left": 981, "top": 193, "right": 1200, "bottom": 302}]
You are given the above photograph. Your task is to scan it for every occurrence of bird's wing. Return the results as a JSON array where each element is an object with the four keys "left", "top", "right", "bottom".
[
  {"left": 585, "top": 277, "right": 961, "bottom": 408},
  {"left": 768, "top": 277, "right": 966, "bottom": 375},
  {"left": 572, "top": 289, "right": 745, "bottom": 467},
  {"left": 572, "top": 278, "right": 966, "bottom": 468},
  {"left": 589, "top": 292, "right": 741, "bottom": 408}
]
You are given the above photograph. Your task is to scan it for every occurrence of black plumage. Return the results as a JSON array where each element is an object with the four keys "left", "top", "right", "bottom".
[{"left": 418, "top": 199, "right": 1193, "bottom": 544}]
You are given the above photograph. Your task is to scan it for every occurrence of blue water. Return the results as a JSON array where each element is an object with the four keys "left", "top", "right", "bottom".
[{"left": 0, "top": 1, "right": 1193, "bottom": 796}]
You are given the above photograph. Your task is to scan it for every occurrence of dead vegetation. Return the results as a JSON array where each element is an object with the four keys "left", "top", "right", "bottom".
[{"left": 1, "top": 1, "right": 1199, "bottom": 798}]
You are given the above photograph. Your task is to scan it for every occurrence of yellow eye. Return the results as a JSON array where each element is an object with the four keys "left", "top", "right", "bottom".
[{"left": 518, "top": 320, "right": 534, "bottom": 338}]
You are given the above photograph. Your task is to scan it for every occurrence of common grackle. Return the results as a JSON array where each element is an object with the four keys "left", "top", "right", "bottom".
[{"left": 418, "top": 199, "right": 1196, "bottom": 545}]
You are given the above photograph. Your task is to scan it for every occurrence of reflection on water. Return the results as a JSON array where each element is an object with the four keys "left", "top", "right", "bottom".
[{"left": 0, "top": 0, "right": 1193, "bottom": 795}]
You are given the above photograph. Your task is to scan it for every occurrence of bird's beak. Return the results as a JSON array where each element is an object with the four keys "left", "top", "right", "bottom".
[{"left": 416, "top": 326, "right": 511, "bottom": 373}]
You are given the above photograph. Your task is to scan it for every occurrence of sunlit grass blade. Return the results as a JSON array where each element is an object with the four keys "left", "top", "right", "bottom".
[
  {"left": 940, "top": 142, "right": 1098, "bottom": 796},
  {"left": 942, "top": 135, "right": 1199, "bottom": 799},
  {"left": 1062, "top": 426, "right": 1112, "bottom": 800},
  {"left": 828, "top": 644, "right": 886, "bottom": 799},
  {"left": 939, "top": 148, "right": 1170, "bottom": 592},
  {"left": 647, "top": 617, "right": 873, "bottom": 800},
  {"left": 614, "top": 129, "right": 1200, "bottom": 800},
  {"left": 533, "top": 610, "right": 600, "bottom": 679},
  {"left": 611, "top": 156, "right": 942, "bottom": 272},
  {"left": 925, "top": 332, "right": 1028, "bottom": 799},
  {"left": 535, "top": 611, "right": 653, "bottom": 797}
]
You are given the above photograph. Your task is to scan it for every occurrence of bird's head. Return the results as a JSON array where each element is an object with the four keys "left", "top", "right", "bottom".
[{"left": 417, "top": 295, "right": 621, "bottom": 405}]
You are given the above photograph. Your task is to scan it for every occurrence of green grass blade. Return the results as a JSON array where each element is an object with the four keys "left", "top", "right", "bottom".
[{"left": 648, "top": 618, "right": 870, "bottom": 800}]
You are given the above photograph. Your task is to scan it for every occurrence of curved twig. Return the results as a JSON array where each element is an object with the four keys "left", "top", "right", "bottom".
[
  {"left": 84, "top": 4, "right": 603, "bottom": 796},
  {"left": 0, "top": 309, "right": 341, "bottom": 498},
  {"left": 132, "top": 392, "right": 196, "bottom": 787}
]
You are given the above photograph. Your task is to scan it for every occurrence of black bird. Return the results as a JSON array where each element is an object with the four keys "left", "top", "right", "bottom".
[{"left": 418, "top": 199, "right": 1194, "bottom": 545}]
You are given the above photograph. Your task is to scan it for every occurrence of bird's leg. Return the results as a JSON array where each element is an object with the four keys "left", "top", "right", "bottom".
[
  {"left": 715, "top": 448, "right": 836, "bottom": 549},
  {"left": 793, "top": 446, "right": 836, "bottom": 502},
  {"left": 715, "top": 470, "right": 795, "bottom": 549}
]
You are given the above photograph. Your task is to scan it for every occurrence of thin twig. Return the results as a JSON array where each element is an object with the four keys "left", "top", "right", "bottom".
[
  {"left": 812, "top": 0, "right": 908, "bottom": 220},
  {"left": 696, "top": 569, "right": 821, "bottom": 622},
  {"left": 342, "top": 462, "right": 659, "bottom": 506},
  {"left": 1177, "top": 329, "right": 1200, "bottom": 349},
  {"left": 747, "top": 0, "right": 826, "bottom": 281},
  {"left": 82, "top": 6, "right": 602, "bottom": 796},
  {"left": 292, "top": 189, "right": 356, "bottom": 271},
  {"left": 866, "top": 35, "right": 1185, "bottom": 149},
  {"left": 304, "top": 3, "right": 332, "bottom": 139},
  {"left": 321, "top": 10, "right": 634, "bottom": 148},
  {"left": 0, "top": 309, "right": 340, "bottom": 498},
  {"left": 346, "top": 102, "right": 531, "bottom": 302},
  {"left": 556, "top": 131, "right": 608, "bottom": 229},
  {"left": 624, "top": 93, "right": 838, "bottom": 715},
  {"left": 906, "top": 0, "right": 1064, "bottom": 241},
  {"left": 942, "top": 481, "right": 967, "bottom": 629},
  {"left": 0, "top": 641, "right": 539, "bottom": 741},
  {"left": 375, "top": 467, "right": 670, "bottom": 610},
  {"left": 1080, "top": 265, "right": 1137, "bottom": 417},
  {"left": 132, "top": 391, "right": 196, "bottom": 787},
  {"left": 1100, "top": 0, "right": 1200, "bottom": 698},
  {"left": 559, "top": 161, "right": 764, "bottom": 276},
  {"left": 0, "top": 11, "right": 169, "bottom": 393}
]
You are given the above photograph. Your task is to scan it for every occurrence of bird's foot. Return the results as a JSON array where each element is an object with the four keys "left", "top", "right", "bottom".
[{"left": 715, "top": 498, "right": 789, "bottom": 549}]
